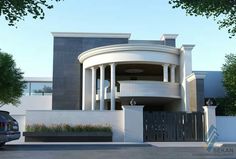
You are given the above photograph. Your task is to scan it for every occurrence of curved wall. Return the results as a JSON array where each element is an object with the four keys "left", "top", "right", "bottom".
[{"left": 79, "top": 44, "right": 180, "bottom": 68}]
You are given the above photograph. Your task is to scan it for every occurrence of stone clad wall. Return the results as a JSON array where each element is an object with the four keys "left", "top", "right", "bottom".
[{"left": 52, "top": 37, "right": 128, "bottom": 110}]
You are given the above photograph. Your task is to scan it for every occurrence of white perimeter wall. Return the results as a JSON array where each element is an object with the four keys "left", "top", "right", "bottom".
[
  {"left": 26, "top": 110, "right": 124, "bottom": 142},
  {"left": 1, "top": 96, "right": 52, "bottom": 115},
  {"left": 216, "top": 116, "right": 236, "bottom": 142}
]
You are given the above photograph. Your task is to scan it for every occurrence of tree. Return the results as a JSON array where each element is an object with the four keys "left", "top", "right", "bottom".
[
  {"left": 215, "top": 97, "right": 236, "bottom": 116},
  {"left": 169, "top": 0, "right": 236, "bottom": 37},
  {"left": 222, "top": 53, "right": 236, "bottom": 98},
  {"left": 0, "top": 0, "right": 61, "bottom": 26},
  {"left": 0, "top": 51, "right": 25, "bottom": 107},
  {"left": 216, "top": 53, "right": 236, "bottom": 115}
]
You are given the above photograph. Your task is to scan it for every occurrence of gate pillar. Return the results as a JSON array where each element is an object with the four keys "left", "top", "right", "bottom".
[
  {"left": 122, "top": 105, "right": 144, "bottom": 142},
  {"left": 203, "top": 105, "right": 217, "bottom": 142}
]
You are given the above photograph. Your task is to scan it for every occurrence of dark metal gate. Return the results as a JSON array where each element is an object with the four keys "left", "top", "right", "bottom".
[{"left": 143, "top": 112, "right": 205, "bottom": 142}]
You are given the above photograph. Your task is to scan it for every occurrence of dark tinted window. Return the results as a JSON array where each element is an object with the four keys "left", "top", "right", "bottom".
[{"left": 0, "top": 112, "right": 13, "bottom": 121}]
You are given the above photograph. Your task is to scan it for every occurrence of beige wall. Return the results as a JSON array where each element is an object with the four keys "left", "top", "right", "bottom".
[{"left": 189, "top": 80, "right": 197, "bottom": 112}]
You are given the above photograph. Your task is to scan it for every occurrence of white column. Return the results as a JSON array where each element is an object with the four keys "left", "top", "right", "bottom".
[
  {"left": 171, "top": 65, "right": 176, "bottom": 83},
  {"left": 163, "top": 64, "right": 169, "bottom": 82},
  {"left": 180, "top": 45, "right": 195, "bottom": 112},
  {"left": 91, "top": 67, "right": 97, "bottom": 111},
  {"left": 82, "top": 68, "right": 92, "bottom": 110},
  {"left": 99, "top": 65, "right": 105, "bottom": 111},
  {"left": 82, "top": 67, "right": 86, "bottom": 111},
  {"left": 110, "top": 63, "right": 116, "bottom": 111}
]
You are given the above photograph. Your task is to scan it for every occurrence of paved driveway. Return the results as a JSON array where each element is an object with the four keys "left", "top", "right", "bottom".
[{"left": 1, "top": 144, "right": 236, "bottom": 159}]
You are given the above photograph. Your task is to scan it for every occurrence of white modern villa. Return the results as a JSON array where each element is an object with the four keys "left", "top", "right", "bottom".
[
  {"left": 3, "top": 32, "right": 235, "bottom": 143},
  {"left": 49, "top": 32, "right": 211, "bottom": 113}
]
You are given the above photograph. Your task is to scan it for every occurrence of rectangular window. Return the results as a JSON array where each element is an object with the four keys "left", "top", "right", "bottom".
[{"left": 30, "top": 82, "right": 52, "bottom": 96}]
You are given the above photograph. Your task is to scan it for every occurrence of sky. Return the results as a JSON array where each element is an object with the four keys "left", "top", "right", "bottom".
[{"left": 0, "top": 0, "right": 235, "bottom": 77}]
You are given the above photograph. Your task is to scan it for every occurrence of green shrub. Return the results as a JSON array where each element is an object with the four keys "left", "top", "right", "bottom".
[{"left": 26, "top": 124, "right": 112, "bottom": 133}]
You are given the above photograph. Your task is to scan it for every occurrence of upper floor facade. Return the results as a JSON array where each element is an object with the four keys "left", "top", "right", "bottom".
[{"left": 51, "top": 32, "right": 226, "bottom": 112}]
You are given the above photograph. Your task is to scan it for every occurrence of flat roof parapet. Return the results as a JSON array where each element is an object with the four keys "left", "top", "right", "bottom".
[{"left": 51, "top": 32, "right": 131, "bottom": 39}]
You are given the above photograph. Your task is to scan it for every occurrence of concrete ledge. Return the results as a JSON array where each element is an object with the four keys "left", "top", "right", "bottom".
[
  {"left": 147, "top": 142, "right": 236, "bottom": 147},
  {"left": 6, "top": 142, "right": 147, "bottom": 146},
  {"left": 147, "top": 142, "right": 207, "bottom": 147}
]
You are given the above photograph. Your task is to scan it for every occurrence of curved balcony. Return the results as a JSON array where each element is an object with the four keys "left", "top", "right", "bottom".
[{"left": 118, "top": 80, "right": 180, "bottom": 99}]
